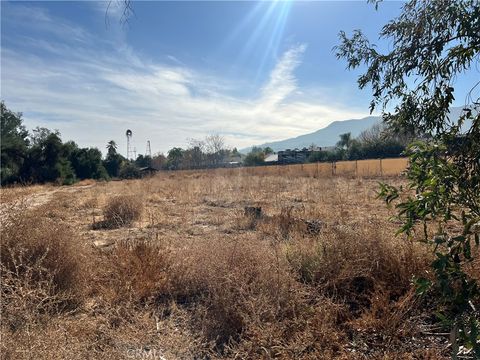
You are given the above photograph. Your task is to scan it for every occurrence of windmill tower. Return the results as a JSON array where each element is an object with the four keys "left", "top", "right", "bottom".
[
  {"left": 126, "top": 129, "right": 132, "bottom": 159},
  {"left": 146, "top": 140, "right": 152, "bottom": 158}
]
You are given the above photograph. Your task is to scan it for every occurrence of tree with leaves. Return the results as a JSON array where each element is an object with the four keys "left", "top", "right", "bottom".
[
  {"left": 106, "top": 140, "right": 118, "bottom": 157},
  {"left": 22, "top": 131, "right": 76, "bottom": 184},
  {"left": 104, "top": 140, "right": 124, "bottom": 177},
  {"left": 166, "top": 147, "right": 185, "bottom": 170},
  {"left": 134, "top": 154, "right": 152, "bottom": 168},
  {"left": 151, "top": 152, "right": 167, "bottom": 170},
  {"left": 336, "top": 132, "right": 352, "bottom": 150},
  {"left": 335, "top": 132, "right": 353, "bottom": 160},
  {"left": 70, "top": 147, "right": 109, "bottom": 180},
  {"left": 0, "top": 102, "right": 29, "bottom": 184},
  {"left": 243, "top": 146, "right": 269, "bottom": 166},
  {"left": 336, "top": 0, "right": 479, "bottom": 355}
]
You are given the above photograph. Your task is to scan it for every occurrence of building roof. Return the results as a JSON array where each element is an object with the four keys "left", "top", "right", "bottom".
[
  {"left": 264, "top": 154, "right": 278, "bottom": 162},
  {"left": 139, "top": 166, "right": 158, "bottom": 172}
]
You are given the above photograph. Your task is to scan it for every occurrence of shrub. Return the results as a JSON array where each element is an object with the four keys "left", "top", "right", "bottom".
[
  {"left": 97, "top": 241, "right": 172, "bottom": 305},
  {"left": 243, "top": 151, "right": 265, "bottom": 166},
  {"left": 103, "top": 195, "right": 143, "bottom": 228},
  {"left": 284, "top": 225, "right": 430, "bottom": 317},
  {"left": 0, "top": 204, "right": 83, "bottom": 328},
  {"left": 119, "top": 163, "right": 141, "bottom": 179}
]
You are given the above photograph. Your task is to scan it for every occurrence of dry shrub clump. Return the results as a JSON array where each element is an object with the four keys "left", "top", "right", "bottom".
[
  {"left": 0, "top": 203, "right": 84, "bottom": 330},
  {"left": 102, "top": 194, "right": 143, "bottom": 228},
  {"left": 188, "top": 238, "right": 352, "bottom": 359},
  {"left": 286, "top": 225, "right": 429, "bottom": 306},
  {"left": 170, "top": 237, "right": 344, "bottom": 357},
  {"left": 95, "top": 241, "right": 173, "bottom": 306},
  {"left": 193, "top": 239, "right": 297, "bottom": 345},
  {"left": 283, "top": 223, "right": 432, "bottom": 349},
  {"left": 92, "top": 236, "right": 343, "bottom": 356}
]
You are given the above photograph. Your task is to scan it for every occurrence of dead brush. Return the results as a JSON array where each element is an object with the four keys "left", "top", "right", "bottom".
[
  {"left": 226, "top": 296, "right": 347, "bottom": 359},
  {"left": 284, "top": 224, "right": 431, "bottom": 317},
  {"left": 257, "top": 205, "right": 322, "bottom": 239},
  {"left": 94, "top": 240, "right": 173, "bottom": 306},
  {"left": 0, "top": 203, "right": 84, "bottom": 329},
  {"left": 350, "top": 287, "right": 421, "bottom": 338},
  {"left": 178, "top": 237, "right": 304, "bottom": 351},
  {"left": 97, "top": 194, "right": 143, "bottom": 229}
]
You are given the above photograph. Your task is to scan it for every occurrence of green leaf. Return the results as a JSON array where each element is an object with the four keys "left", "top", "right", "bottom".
[{"left": 414, "top": 277, "right": 431, "bottom": 295}]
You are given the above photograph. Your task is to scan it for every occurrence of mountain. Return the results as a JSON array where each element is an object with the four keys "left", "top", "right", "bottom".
[
  {"left": 242, "top": 115, "right": 381, "bottom": 153},
  {"left": 240, "top": 106, "right": 474, "bottom": 153}
]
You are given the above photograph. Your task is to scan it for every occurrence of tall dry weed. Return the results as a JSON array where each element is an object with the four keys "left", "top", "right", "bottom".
[
  {"left": 94, "top": 241, "right": 172, "bottom": 305},
  {"left": 1, "top": 203, "right": 84, "bottom": 330}
]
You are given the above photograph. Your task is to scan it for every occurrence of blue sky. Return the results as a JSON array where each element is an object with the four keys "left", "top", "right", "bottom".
[{"left": 1, "top": 1, "right": 472, "bottom": 155}]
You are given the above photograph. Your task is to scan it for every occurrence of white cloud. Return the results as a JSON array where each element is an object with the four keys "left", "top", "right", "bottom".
[
  {"left": 259, "top": 43, "right": 306, "bottom": 109},
  {"left": 1, "top": 5, "right": 368, "bottom": 155}
]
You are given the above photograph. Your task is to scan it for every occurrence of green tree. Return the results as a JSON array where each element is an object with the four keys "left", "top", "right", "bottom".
[
  {"left": 104, "top": 140, "right": 124, "bottom": 178},
  {"left": 336, "top": 132, "right": 352, "bottom": 150},
  {"left": 30, "top": 126, "right": 60, "bottom": 146},
  {"left": 0, "top": 102, "right": 29, "bottom": 184},
  {"left": 349, "top": 124, "right": 407, "bottom": 160},
  {"left": 231, "top": 147, "right": 241, "bottom": 158},
  {"left": 183, "top": 146, "right": 204, "bottom": 169},
  {"left": 106, "top": 140, "right": 118, "bottom": 157},
  {"left": 70, "top": 147, "right": 109, "bottom": 180},
  {"left": 23, "top": 132, "right": 75, "bottom": 184},
  {"left": 243, "top": 150, "right": 265, "bottom": 166},
  {"left": 334, "top": 133, "right": 353, "bottom": 160},
  {"left": 336, "top": 0, "right": 479, "bottom": 354},
  {"left": 263, "top": 147, "right": 274, "bottom": 155},
  {"left": 249, "top": 146, "right": 264, "bottom": 154},
  {"left": 151, "top": 153, "right": 167, "bottom": 170},
  {"left": 166, "top": 147, "right": 184, "bottom": 170},
  {"left": 134, "top": 154, "right": 152, "bottom": 168},
  {"left": 118, "top": 162, "right": 141, "bottom": 179}
]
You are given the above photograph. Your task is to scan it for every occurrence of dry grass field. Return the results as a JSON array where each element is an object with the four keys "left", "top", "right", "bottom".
[{"left": 2, "top": 170, "right": 472, "bottom": 359}]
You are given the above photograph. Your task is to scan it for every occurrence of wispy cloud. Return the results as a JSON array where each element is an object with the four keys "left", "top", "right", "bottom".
[
  {"left": 3, "top": 4, "right": 91, "bottom": 44},
  {"left": 1, "top": 4, "right": 367, "bottom": 154},
  {"left": 260, "top": 43, "right": 306, "bottom": 109}
]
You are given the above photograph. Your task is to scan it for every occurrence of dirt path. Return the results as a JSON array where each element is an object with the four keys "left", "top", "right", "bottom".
[{"left": 0, "top": 184, "right": 96, "bottom": 220}]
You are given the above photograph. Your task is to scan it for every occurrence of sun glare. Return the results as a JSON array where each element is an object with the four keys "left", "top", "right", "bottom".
[{"left": 222, "top": 1, "right": 293, "bottom": 82}]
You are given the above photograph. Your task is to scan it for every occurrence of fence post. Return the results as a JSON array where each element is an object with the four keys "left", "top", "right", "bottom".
[
  {"left": 355, "top": 160, "right": 358, "bottom": 178},
  {"left": 380, "top": 158, "right": 383, "bottom": 177},
  {"left": 332, "top": 162, "right": 335, "bottom": 176}
]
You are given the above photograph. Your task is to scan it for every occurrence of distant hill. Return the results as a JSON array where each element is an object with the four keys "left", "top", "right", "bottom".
[
  {"left": 241, "top": 115, "right": 381, "bottom": 153},
  {"left": 241, "top": 106, "right": 472, "bottom": 153}
]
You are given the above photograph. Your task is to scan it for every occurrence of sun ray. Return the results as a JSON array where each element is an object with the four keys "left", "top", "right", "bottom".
[
  {"left": 222, "top": 1, "right": 293, "bottom": 85},
  {"left": 254, "top": 1, "right": 293, "bottom": 83}
]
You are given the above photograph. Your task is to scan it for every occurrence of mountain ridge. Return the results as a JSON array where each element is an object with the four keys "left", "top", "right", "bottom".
[
  {"left": 240, "top": 106, "right": 470, "bottom": 153},
  {"left": 241, "top": 115, "right": 381, "bottom": 153}
]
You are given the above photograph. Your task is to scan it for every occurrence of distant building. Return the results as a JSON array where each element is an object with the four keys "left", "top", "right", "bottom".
[
  {"left": 264, "top": 154, "right": 278, "bottom": 163},
  {"left": 277, "top": 147, "right": 321, "bottom": 164},
  {"left": 139, "top": 166, "right": 159, "bottom": 177},
  {"left": 225, "top": 161, "right": 241, "bottom": 168}
]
